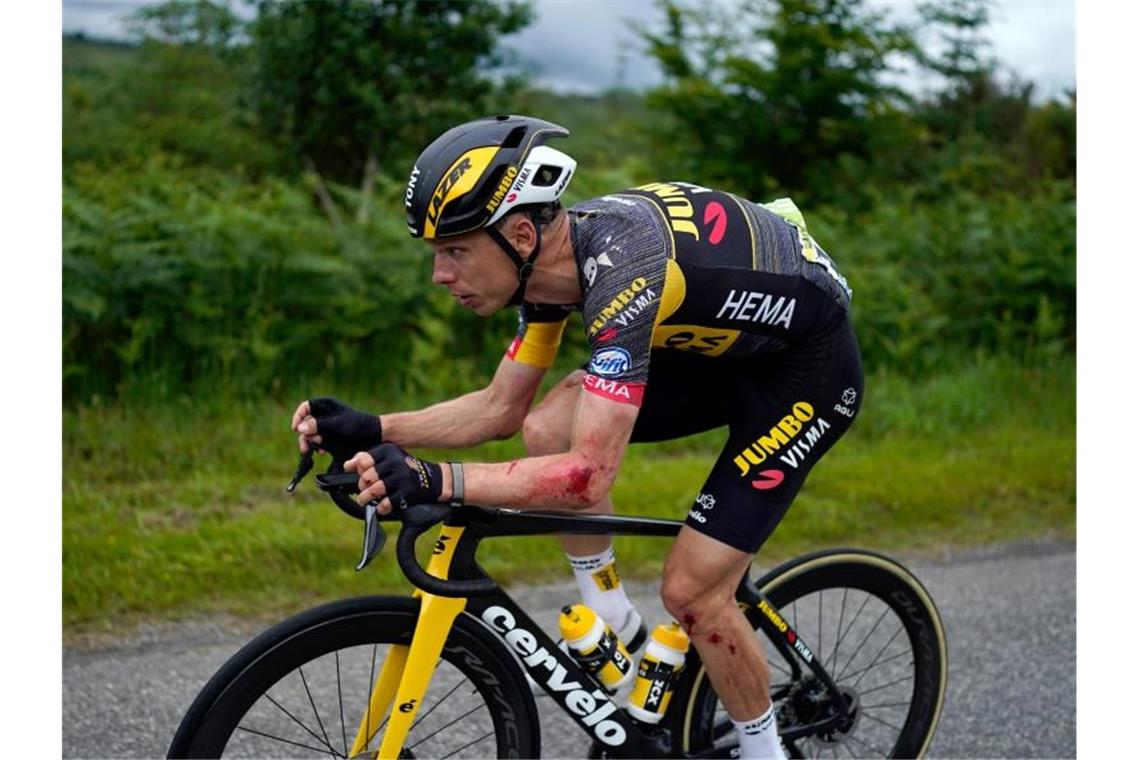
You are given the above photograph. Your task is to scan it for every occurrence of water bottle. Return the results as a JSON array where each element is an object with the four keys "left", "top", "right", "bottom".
[
  {"left": 625, "top": 622, "right": 690, "bottom": 724},
  {"left": 558, "top": 604, "right": 635, "bottom": 692}
]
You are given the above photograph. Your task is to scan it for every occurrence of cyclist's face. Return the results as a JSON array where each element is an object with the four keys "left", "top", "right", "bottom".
[{"left": 429, "top": 230, "right": 517, "bottom": 316}]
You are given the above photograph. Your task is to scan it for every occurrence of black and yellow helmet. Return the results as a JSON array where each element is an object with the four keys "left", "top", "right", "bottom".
[{"left": 405, "top": 114, "right": 576, "bottom": 241}]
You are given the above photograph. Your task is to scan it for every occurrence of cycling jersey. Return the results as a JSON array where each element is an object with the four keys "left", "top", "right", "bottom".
[
  {"left": 505, "top": 181, "right": 862, "bottom": 553},
  {"left": 506, "top": 181, "right": 853, "bottom": 406}
]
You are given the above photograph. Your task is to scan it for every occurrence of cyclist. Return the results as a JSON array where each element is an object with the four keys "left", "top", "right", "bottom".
[{"left": 291, "top": 115, "right": 863, "bottom": 759}]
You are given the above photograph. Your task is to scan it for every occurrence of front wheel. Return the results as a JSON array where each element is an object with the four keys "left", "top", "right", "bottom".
[
  {"left": 168, "top": 596, "right": 540, "bottom": 758},
  {"left": 681, "top": 549, "right": 948, "bottom": 758}
]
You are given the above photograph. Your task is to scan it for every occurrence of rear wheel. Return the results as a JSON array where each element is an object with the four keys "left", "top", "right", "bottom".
[
  {"left": 682, "top": 549, "right": 947, "bottom": 758},
  {"left": 168, "top": 596, "right": 540, "bottom": 758}
]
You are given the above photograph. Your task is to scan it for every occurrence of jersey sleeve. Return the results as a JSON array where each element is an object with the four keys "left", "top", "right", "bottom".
[
  {"left": 505, "top": 302, "right": 571, "bottom": 368},
  {"left": 577, "top": 204, "right": 671, "bottom": 406}
]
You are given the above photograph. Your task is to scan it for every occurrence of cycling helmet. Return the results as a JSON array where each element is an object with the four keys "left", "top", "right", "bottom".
[{"left": 405, "top": 115, "right": 577, "bottom": 304}]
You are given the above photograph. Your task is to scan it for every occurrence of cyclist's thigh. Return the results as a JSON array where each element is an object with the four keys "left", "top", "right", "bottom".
[{"left": 686, "top": 318, "right": 864, "bottom": 553}]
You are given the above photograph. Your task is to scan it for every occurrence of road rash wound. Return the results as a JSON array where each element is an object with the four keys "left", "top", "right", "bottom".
[
  {"left": 709, "top": 632, "right": 723, "bottom": 645},
  {"left": 507, "top": 459, "right": 520, "bottom": 475},
  {"left": 566, "top": 466, "right": 594, "bottom": 495},
  {"left": 682, "top": 613, "right": 696, "bottom": 632}
]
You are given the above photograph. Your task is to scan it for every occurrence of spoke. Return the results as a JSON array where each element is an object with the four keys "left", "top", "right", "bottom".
[
  {"left": 407, "top": 702, "right": 486, "bottom": 749},
  {"left": 828, "top": 592, "right": 871, "bottom": 673},
  {"left": 845, "top": 730, "right": 889, "bottom": 757},
  {"left": 299, "top": 666, "right": 336, "bottom": 756},
  {"left": 862, "top": 701, "right": 913, "bottom": 709},
  {"left": 439, "top": 729, "right": 495, "bottom": 759},
  {"left": 836, "top": 605, "right": 891, "bottom": 682},
  {"left": 857, "top": 672, "right": 915, "bottom": 697},
  {"left": 860, "top": 710, "right": 904, "bottom": 733},
  {"left": 850, "top": 625, "right": 904, "bottom": 690},
  {"left": 336, "top": 651, "right": 348, "bottom": 758},
  {"left": 769, "top": 656, "right": 794, "bottom": 679},
  {"left": 842, "top": 739, "right": 858, "bottom": 758},
  {"left": 408, "top": 677, "right": 471, "bottom": 733},
  {"left": 237, "top": 725, "right": 340, "bottom": 756},
  {"left": 840, "top": 649, "right": 912, "bottom": 686},
  {"left": 366, "top": 644, "right": 377, "bottom": 753},
  {"left": 817, "top": 590, "right": 823, "bottom": 667},
  {"left": 263, "top": 693, "right": 338, "bottom": 755},
  {"left": 828, "top": 588, "right": 848, "bottom": 672}
]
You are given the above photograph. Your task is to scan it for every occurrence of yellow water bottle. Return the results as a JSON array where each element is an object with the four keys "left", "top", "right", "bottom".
[
  {"left": 625, "top": 622, "right": 690, "bottom": 724},
  {"left": 558, "top": 604, "right": 635, "bottom": 692}
]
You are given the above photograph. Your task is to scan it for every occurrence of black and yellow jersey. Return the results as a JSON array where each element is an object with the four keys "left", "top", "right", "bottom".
[{"left": 506, "top": 181, "right": 853, "bottom": 406}]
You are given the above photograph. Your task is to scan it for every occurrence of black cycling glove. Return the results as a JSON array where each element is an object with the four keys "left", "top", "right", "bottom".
[
  {"left": 308, "top": 397, "right": 383, "bottom": 463},
  {"left": 366, "top": 443, "right": 443, "bottom": 508}
]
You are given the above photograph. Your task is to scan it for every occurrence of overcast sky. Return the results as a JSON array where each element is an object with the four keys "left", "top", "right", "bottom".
[{"left": 63, "top": 0, "right": 1075, "bottom": 99}]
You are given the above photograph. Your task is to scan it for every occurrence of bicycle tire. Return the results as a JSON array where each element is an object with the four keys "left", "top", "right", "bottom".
[
  {"left": 680, "top": 549, "right": 947, "bottom": 759},
  {"left": 168, "top": 596, "right": 541, "bottom": 759}
]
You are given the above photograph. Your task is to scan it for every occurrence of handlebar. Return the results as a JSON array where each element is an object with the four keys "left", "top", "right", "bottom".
[{"left": 290, "top": 450, "right": 498, "bottom": 597}]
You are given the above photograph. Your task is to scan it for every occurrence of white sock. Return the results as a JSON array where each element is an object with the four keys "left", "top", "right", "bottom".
[
  {"left": 566, "top": 546, "right": 639, "bottom": 642},
  {"left": 732, "top": 705, "right": 785, "bottom": 760}
]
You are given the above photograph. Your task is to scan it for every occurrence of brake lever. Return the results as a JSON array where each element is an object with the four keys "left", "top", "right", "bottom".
[
  {"left": 355, "top": 501, "right": 388, "bottom": 571},
  {"left": 285, "top": 446, "right": 316, "bottom": 493}
]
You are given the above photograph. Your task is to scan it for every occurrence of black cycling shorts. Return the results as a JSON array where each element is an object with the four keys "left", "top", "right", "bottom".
[{"left": 629, "top": 318, "right": 864, "bottom": 554}]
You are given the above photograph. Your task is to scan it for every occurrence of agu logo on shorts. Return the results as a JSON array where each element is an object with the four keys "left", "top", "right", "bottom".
[{"left": 589, "top": 348, "right": 632, "bottom": 377}]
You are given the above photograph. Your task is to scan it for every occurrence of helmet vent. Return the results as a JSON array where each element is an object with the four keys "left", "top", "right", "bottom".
[
  {"left": 532, "top": 165, "right": 563, "bottom": 187},
  {"left": 502, "top": 126, "right": 527, "bottom": 149}
]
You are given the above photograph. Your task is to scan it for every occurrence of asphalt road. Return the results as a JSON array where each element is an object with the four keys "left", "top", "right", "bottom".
[{"left": 63, "top": 540, "right": 1075, "bottom": 759}]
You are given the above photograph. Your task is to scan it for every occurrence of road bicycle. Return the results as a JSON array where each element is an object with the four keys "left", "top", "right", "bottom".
[{"left": 168, "top": 450, "right": 947, "bottom": 758}]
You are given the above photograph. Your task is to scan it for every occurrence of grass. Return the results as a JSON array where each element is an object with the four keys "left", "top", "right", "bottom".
[{"left": 63, "top": 354, "right": 1075, "bottom": 635}]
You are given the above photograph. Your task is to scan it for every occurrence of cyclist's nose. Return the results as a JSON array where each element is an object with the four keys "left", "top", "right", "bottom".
[{"left": 432, "top": 254, "right": 457, "bottom": 285}]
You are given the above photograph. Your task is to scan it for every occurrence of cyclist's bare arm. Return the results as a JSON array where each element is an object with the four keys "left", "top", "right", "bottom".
[
  {"left": 460, "top": 388, "right": 638, "bottom": 510},
  {"left": 380, "top": 355, "right": 545, "bottom": 449}
]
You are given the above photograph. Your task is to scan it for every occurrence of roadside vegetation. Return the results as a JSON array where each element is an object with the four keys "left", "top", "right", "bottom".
[{"left": 62, "top": 0, "right": 1075, "bottom": 634}]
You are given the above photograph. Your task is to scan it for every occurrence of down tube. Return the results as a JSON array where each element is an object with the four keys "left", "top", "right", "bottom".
[{"left": 465, "top": 593, "right": 648, "bottom": 755}]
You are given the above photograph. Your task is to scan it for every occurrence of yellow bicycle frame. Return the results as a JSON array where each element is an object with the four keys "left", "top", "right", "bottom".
[{"left": 348, "top": 524, "right": 468, "bottom": 759}]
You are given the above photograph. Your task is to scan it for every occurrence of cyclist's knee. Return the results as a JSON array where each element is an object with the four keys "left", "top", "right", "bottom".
[
  {"left": 522, "top": 370, "right": 584, "bottom": 455},
  {"left": 660, "top": 566, "right": 735, "bottom": 633}
]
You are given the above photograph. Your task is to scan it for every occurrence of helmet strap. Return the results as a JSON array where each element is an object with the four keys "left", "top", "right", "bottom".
[{"left": 485, "top": 210, "right": 545, "bottom": 307}]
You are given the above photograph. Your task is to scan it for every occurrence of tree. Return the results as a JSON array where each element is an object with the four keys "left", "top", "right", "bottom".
[
  {"left": 247, "top": 0, "right": 533, "bottom": 222},
  {"left": 641, "top": 0, "right": 916, "bottom": 203}
]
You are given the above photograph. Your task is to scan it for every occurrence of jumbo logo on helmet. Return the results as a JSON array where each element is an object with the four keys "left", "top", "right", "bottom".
[{"left": 484, "top": 165, "right": 520, "bottom": 214}]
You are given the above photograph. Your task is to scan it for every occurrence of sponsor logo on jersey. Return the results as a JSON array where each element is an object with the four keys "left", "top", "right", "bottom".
[
  {"left": 695, "top": 492, "right": 716, "bottom": 510},
  {"left": 588, "top": 347, "right": 632, "bottom": 377},
  {"left": 484, "top": 165, "right": 519, "bottom": 214},
  {"left": 583, "top": 374, "right": 645, "bottom": 406},
  {"left": 482, "top": 605, "right": 627, "bottom": 746},
  {"left": 750, "top": 469, "right": 785, "bottom": 490},
  {"left": 652, "top": 325, "right": 739, "bottom": 357},
  {"left": 716, "top": 289, "right": 796, "bottom": 329},
  {"left": 637, "top": 182, "right": 701, "bottom": 240},
  {"left": 734, "top": 402, "right": 819, "bottom": 476},
  {"left": 597, "top": 327, "right": 619, "bottom": 343},
  {"left": 777, "top": 418, "right": 832, "bottom": 469},
  {"left": 703, "top": 201, "right": 728, "bottom": 245},
  {"left": 583, "top": 252, "right": 614, "bottom": 286},
  {"left": 588, "top": 278, "right": 655, "bottom": 335}
]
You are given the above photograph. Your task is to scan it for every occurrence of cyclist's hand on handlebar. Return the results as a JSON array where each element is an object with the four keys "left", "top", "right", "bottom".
[
  {"left": 291, "top": 397, "right": 383, "bottom": 462},
  {"left": 345, "top": 443, "right": 444, "bottom": 514}
]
